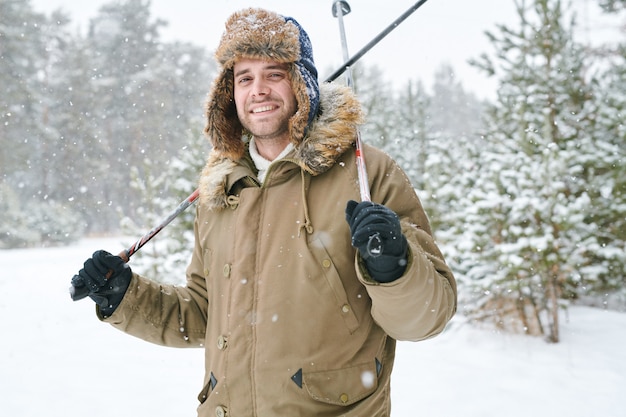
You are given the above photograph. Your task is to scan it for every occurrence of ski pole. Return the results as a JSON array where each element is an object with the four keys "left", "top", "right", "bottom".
[
  {"left": 327, "top": 0, "right": 430, "bottom": 83},
  {"left": 333, "top": 0, "right": 384, "bottom": 257},
  {"left": 69, "top": 188, "right": 200, "bottom": 301},
  {"left": 333, "top": 0, "right": 371, "bottom": 202}
]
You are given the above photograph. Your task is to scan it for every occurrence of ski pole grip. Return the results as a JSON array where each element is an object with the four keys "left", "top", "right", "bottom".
[{"left": 69, "top": 250, "right": 130, "bottom": 301}]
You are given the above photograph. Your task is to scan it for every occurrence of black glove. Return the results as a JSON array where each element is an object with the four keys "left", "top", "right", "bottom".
[
  {"left": 345, "top": 200, "right": 408, "bottom": 283},
  {"left": 70, "top": 250, "right": 132, "bottom": 316}
]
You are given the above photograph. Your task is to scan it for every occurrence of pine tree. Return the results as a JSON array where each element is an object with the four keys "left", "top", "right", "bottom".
[
  {"left": 589, "top": 2, "right": 626, "bottom": 304},
  {"left": 464, "top": 0, "right": 610, "bottom": 342},
  {"left": 84, "top": 0, "right": 169, "bottom": 230},
  {"left": 418, "top": 64, "right": 486, "bottom": 234},
  {"left": 0, "top": 183, "right": 39, "bottom": 248},
  {"left": 392, "top": 78, "right": 432, "bottom": 193},
  {"left": 65, "top": 0, "right": 212, "bottom": 234},
  {"left": 0, "top": 0, "right": 48, "bottom": 196},
  {"left": 352, "top": 64, "right": 397, "bottom": 149},
  {"left": 1, "top": 0, "right": 217, "bottom": 246},
  {"left": 36, "top": 9, "right": 100, "bottom": 235},
  {"left": 429, "top": 63, "right": 484, "bottom": 140},
  {"left": 121, "top": 128, "right": 208, "bottom": 284}
]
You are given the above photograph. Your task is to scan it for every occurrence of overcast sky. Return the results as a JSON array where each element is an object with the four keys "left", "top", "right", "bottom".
[{"left": 31, "top": 0, "right": 618, "bottom": 99}]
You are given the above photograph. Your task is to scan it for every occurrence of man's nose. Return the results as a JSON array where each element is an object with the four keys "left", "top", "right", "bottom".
[{"left": 252, "top": 79, "right": 270, "bottom": 97}]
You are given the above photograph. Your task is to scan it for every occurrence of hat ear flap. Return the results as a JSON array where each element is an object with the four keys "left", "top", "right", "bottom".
[
  {"left": 205, "top": 69, "right": 246, "bottom": 160},
  {"left": 287, "top": 65, "right": 311, "bottom": 145}
]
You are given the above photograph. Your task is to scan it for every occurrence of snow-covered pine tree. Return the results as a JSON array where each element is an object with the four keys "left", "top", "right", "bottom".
[
  {"left": 413, "top": 64, "right": 485, "bottom": 234},
  {"left": 587, "top": 2, "right": 626, "bottom": 307},
  {"left": 156, "top": 128, "right": 210, "bottom": 282},
  {"left": 0, "top": 2, "right": 87, "bottom": 248},
  {"left": 85, "top": 0, "right": 182, "bottom": 232},
  {"left": 38, "top": 9, "right": 102, "bottom": 236},
  {"left": 120, "top": 128, "right": 208, "bottom": 284},
  {"left": 0, "top": 183, "right": 39, "bottom": 248},
  {"left": 391, "top": 79, "right": 430, "bottom": 190},
  {"left": 463, "top": 0, "right": 607, "bottom": 342},
  {"left": 429, "top": 64, "right": 484, "bottom": 140},
  {"left": 0, "top": 0, "right": 47, "bottom": 186},
  {"left": 352, "top": 63, "right": 397, "bottom": 149}
]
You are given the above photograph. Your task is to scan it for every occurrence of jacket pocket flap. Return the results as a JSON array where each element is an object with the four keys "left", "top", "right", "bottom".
[{"left": 303, "top": 361, "right": 379, "bottom": 406}]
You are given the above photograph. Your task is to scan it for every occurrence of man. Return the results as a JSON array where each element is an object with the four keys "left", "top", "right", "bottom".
[{"left": 71, "top": 8, "right": 457, "bottom": 416}]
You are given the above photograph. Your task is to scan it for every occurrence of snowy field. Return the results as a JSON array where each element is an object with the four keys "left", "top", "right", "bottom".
[{"left": 1, "top": 237, "right": 624, "bottom": 416}]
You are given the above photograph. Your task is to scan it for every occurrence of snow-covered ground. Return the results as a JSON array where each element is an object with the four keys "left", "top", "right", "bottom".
[{"left": 1, "top": 237, "right": 624, "bottom": 416}]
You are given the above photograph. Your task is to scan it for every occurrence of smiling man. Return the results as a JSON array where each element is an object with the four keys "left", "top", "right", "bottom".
[{"left": 71, "top": 8, "right": 457, "bottom": 416}]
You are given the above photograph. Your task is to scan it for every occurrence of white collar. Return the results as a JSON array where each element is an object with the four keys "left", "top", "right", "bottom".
[{"left": 249, "top": 139, "right": 294, "bottom": 183}]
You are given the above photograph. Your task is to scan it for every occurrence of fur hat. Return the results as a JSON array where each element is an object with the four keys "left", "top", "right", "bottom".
[{"left": 205, "top": 8, "right": 320, "bottom": 160}]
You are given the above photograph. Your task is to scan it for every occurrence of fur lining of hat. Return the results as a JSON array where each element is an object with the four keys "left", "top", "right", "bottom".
[
  {"left": 199, "top": 82, "right": 364, "bottom": 209},
  {"left": 204, "top": 8, "right": 312, "bottom": 161}
]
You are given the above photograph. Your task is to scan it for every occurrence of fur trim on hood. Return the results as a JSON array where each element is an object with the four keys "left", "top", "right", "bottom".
[{"left": 199, "top": 82, "right": 364, "bottom": 209}]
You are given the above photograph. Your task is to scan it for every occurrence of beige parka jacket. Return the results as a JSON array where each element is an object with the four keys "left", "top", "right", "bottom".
[{"left": 103, "top": 83, "right": 457, "bottom": 416}]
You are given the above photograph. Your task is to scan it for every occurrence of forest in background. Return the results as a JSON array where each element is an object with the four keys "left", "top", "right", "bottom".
[{"left": 1, "top": 0, "right": 625, "bottom": 342}]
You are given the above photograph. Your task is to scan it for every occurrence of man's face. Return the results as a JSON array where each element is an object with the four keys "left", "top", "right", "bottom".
[{"left": 233, "top": 59, "right": 298, "bottom": 142}]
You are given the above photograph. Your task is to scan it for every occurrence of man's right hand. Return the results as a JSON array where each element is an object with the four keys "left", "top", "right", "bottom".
[{"left": 70, "top": 250, "right": 132, "bottom": 316}]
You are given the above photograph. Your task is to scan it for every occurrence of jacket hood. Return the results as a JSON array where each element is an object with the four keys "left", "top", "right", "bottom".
[{"left": 199, "top": 82, "right": 364, "bottom": 209}]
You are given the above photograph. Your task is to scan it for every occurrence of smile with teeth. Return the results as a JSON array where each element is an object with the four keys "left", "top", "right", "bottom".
[{"left": 252, "top": 105, "right": 277, "bottom": 114}]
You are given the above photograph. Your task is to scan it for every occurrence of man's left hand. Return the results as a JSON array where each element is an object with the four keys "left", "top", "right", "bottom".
[{"left": 345, "top": 200, "right": 408, "bottom": 283}]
